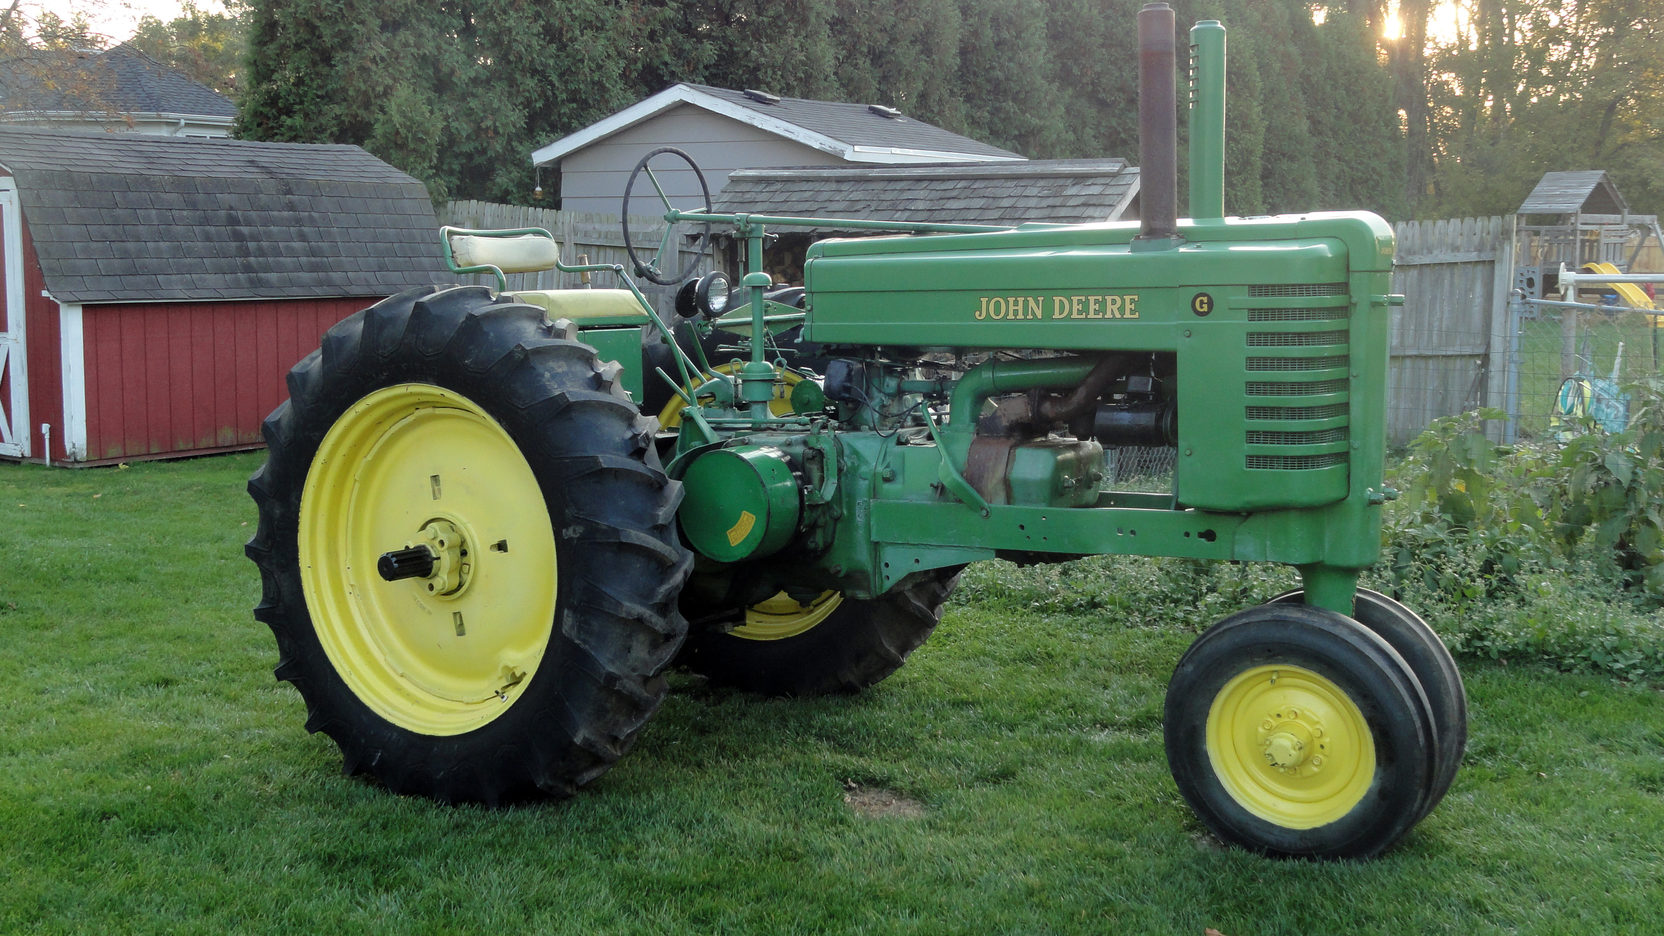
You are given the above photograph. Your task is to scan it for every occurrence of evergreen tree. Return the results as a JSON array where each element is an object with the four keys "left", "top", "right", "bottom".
[
  {"left": 234, "top": 0, "right": 1410, "bottom": 215},
  {"left": 951, "top": 0, "right": 1068, "bottom": 156}
]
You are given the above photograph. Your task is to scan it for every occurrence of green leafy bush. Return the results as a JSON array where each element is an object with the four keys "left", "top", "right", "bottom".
[
  {"left": 1378, "top": 384, "right": 1664, "bottom": 680},
  {"left": 1388, "top": 381, "right": 1664, "bottom": 601},
  {"left": 1389, "top": 568, "right": 1664, "bottom": 682},
  {"left": 1551, "top": 377, "right": 1664, "bottom": 593},
  {"left": 1384, "top": 407, "right": 1561, "bottom": 600},
  {"left": 957, "top": 555, "right": 1296, "bottom": 630}
]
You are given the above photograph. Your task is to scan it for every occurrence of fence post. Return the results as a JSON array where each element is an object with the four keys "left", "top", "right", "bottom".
[
  {"left": 1561, "top": 306, "right": 1579, "bottom": 379},
  {"left": 1504, "top": 291, "right": 1524, "bottom": 445},
  {"left": 1485, "top": 215, "right": 1517, "bottom": 442}
]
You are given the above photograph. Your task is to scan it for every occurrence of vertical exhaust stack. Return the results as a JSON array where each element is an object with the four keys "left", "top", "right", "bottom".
[
  {"left": 1136, "top": 2, "right": 1181, "bottom": 248},
  {"left": 1188, "top": 20, "right": 1227, "bottom": 221}
]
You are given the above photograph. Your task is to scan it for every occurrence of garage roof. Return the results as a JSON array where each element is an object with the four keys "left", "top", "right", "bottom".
[
  {"left": 0, "top": 128, "right": 450, "bottom": 303},
  {"left": 712, "top": 160, "right": 1139, "bottom": 232}
]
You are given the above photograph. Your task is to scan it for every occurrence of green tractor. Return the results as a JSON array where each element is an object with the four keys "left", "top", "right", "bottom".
[{"left": 246, "top": 3, "right": 1464, "bottom": 858}]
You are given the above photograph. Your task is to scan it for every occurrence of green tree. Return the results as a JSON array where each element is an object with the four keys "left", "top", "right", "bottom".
[
  {"left": 950, "top": 0, "right": 1067, "bottom": 156},
  {"left": 1177, "top": 0, "right": 1403, "bottom": 217},
  {"left": 1300, "top": 8, "right": 1407, "bottom": 216},
  {"left": 1403, "top": 0, "right": 1662, "bottom": 218},
  {"left": 126, "top": 1, "right": 247, "bottom": 96},
  {"left": 238, "top": 0, "right": 653, "bottom": 202},
  {"left": 235, "top": 0, "right": 1410, "bottom": 215},
  {"left": 1038, "top": 0, "right": 1140, "bottom": 165}
]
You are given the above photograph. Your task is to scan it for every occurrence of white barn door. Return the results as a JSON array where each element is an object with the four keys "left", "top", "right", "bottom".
[{"left": 0, "top": 182, "right": 27, "bottom": 458}]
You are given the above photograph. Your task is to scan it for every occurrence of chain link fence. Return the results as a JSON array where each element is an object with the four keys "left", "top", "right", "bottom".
[{"left": 1509, "top": 301, "right": 1661, "bottom": 441}]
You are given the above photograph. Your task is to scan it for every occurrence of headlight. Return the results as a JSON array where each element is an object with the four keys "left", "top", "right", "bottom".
[{"left": 696, "top": 271, "right": 731, "bottom": 318}]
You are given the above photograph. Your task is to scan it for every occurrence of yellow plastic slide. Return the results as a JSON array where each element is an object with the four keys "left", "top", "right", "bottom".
[{"left": 1581, "top": 262, "right": 1657, "bottom": 311}]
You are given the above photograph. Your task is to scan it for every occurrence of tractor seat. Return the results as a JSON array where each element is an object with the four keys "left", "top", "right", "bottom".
[{"left": 508, "top": 289, "right": 649, "bottom": 325}]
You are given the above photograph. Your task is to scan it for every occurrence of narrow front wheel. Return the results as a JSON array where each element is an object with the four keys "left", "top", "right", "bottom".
[
  {"left": 1269, "top": 587, "right": 1466, "bottom": 822},
  {"left": 1164, "top": 603, "right": 1436, "bottom": 858}
]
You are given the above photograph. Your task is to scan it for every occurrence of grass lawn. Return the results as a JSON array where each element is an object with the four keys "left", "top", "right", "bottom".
[{"left": 2, "top": 453, "right": 1661, "bottom": 935}]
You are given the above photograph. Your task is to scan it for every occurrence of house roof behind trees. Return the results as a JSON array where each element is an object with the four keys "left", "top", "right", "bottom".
[
  {"left": 712, "top": 160, "right": 1139, "bottom": 232},
  {"left": 0, "top": 128, "right": 446, "bottom": 303},
  {"left": 532, "top": 83, "right": 1024, "bottom": 168},
  {"left": 0, "top": 44, "right": 235, "bottom": 123}
]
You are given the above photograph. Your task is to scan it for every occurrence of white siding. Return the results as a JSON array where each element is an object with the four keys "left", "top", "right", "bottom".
[{"left": 558, "top": 105, "right": 845, "bottom": 215}]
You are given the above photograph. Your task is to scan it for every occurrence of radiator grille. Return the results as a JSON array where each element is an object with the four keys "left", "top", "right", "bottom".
[
  {"left": 1247, "top": 453, "right": 1349, "bottom": 470},
  {"left": 1248, "top": 283, "right": 1349, "bottom": 298},
  {"left": 1245, "top": 428, "right": 1348, "bottom": 446},
  {"left": 1245, "top": 355, "right": 1349, "bottom": 372},
  {"left": 1239, "top": 284, "right": 1351, "bottom": 474},
  {"left": 1246, "top": 330, "right": 1349, "bottom": 347},
  {"left": 1248, "top": 307, "right": 1349, "bottom": 322},
  {"left": 1245, "top": 379, "right": 1349, "bottom": 396},
  {"left": 1246, "top": 403, "right": 1349, "bottom": 421}
]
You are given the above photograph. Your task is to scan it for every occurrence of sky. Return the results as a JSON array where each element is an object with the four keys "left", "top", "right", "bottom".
[{"left": 28, "top": 0, "right": 226, "bottom": 43}]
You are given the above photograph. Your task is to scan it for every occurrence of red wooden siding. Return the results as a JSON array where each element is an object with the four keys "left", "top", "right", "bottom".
[
  {"left": 81, "top": 297, "right": 371, "bottom": 462},
  {"left": 18, "top": 210, "right": 62, "bottom": 462},
  {"left": 0, "top": 196, "right": 12, "bottom": 451}
]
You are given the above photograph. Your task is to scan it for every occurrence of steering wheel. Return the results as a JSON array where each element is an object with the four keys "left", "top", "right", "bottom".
[{"left": 622, "top": 147, "right": 713, "bottom": 285}]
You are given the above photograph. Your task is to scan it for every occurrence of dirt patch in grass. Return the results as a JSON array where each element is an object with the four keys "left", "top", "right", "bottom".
[{"left": 843, "top": 783, "right": 926, "bottom": 819}]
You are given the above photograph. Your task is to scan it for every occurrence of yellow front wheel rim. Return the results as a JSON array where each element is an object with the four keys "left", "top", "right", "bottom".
[
  {"left": 1205, "top": 664, "right": 1375, "bottom": 829},
  {"left": 299, "top": 384, "right": 558, "bottom": 736}
]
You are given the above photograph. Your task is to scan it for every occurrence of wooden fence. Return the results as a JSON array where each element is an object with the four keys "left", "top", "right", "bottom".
[{"left": 1388, "top": 216, "right": 1516, "bottom": 444}]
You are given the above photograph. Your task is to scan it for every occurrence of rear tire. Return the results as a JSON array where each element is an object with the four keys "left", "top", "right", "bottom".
[
  {"left": 246, "top": 285, "right": 692, "bottom": 803},
  {"left": 678, "top": 568, "right": 961, "bottom": 696},
  {"left": 1164, "top": 603, "right": 1435, "bottom": 858}
]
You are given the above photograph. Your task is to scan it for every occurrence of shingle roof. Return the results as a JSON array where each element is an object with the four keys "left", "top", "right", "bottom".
[
  {"left": 684, "top": 85, "right": 1021, "bottom": 160},
  {"left": 0, "top": 128, "right": 450, "bottom": 303},
  {"left": 1517, "top": 170, "right": 1629, "bottom": 216},
  {"left": 531, "top": 84, "right": 1024, "bottom": 167},
  {"left": 0, "top": 44, "right": 235, "bottom": 120},
  {"left": 711, "top": 160, "right": 1139, "bottom": 232}
]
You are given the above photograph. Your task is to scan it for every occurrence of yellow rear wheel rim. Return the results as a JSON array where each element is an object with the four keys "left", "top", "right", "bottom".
[
  {"left": 660, "top": 366, "right": 836, "bottom": 642},
  {"left": 733, "top": 590, "right": 843, "bottom": 640},
  {"left": 299, "top": 384, "right": 558, "bottom": 736},
  {"left": 1205, "top": 664, "right": 1374, "bottom": 829},
  {"left": 655, "top": 363, "right": 800, "bottom": 428}
]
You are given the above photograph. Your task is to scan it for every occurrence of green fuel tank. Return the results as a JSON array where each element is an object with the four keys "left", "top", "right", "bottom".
[{"left": 677, "top": 446, "right": 802, "bottom": 563}]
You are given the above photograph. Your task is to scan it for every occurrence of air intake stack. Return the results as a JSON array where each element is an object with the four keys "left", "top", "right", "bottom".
[{"left": 1188, "top": 20, "right": 1227, "bottom": 220}]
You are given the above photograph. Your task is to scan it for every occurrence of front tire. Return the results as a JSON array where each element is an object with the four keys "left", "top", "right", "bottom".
[
  {"left": 1269, "top": 587, "right": 1466, "bottom": 821},
  {"left": 246, "top": 285, "right": 692, "bottom": 803},
  {"left": 1164, "top": 603, "right": 1435, "bottom": 858}
]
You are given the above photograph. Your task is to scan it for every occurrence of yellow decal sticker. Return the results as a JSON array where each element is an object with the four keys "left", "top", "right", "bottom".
[
  {"left": 972, "top": 294, "right": 1140, "bottom": 320},
  {"left": 727, "top": 510, "right": 757, "bottom": 547}
]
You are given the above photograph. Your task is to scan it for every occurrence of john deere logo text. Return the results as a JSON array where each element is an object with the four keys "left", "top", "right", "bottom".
[{"left": 973, "top": 295, "right": 1140, "bottom": 320}]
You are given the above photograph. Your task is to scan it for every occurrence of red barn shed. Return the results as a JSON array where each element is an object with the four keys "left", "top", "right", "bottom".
[{"left": 0, "top": 128, "right": 454, "bottom": 465}]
